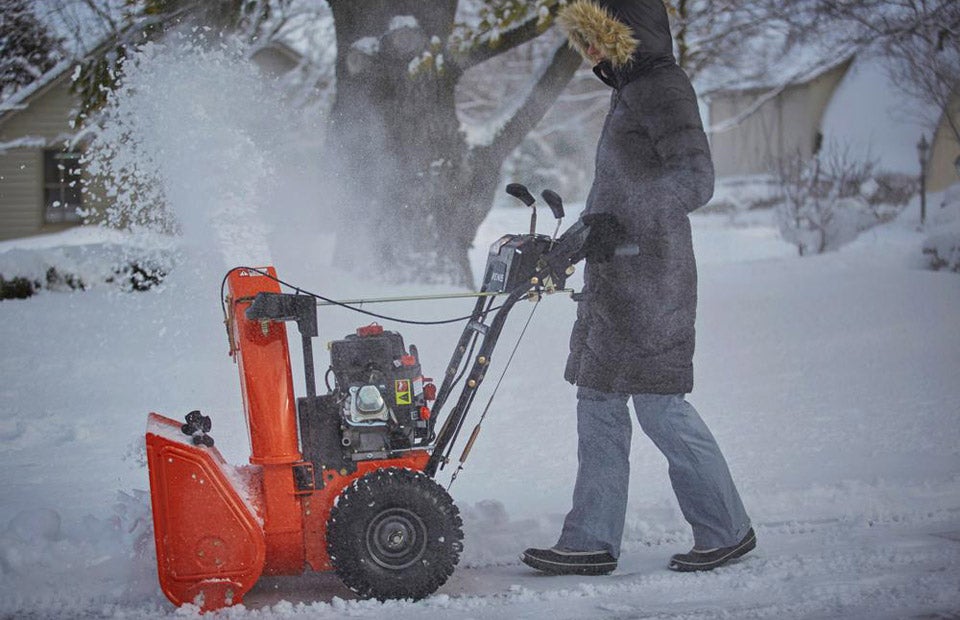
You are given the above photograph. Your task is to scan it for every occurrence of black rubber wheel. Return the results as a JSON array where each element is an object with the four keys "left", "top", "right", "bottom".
[{"left": 327, "top": 468, "right": 463, "bottom": 601}]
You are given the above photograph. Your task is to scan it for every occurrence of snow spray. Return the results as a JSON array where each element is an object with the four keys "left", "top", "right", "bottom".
[{"left": 83, "top": 33, "right": 324, "bottom": 270}]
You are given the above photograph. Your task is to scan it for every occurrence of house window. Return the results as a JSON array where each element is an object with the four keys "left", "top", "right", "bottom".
[{"left": 43, "top": 149, "right": 83, "bottom": 224}]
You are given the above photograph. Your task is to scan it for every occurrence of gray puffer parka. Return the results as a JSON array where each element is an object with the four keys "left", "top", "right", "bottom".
[{"left": 558, "top": 0, "right": 714, "bottom": 395}]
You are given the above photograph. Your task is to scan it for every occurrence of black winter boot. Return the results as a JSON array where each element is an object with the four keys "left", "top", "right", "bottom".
[
  {"left": 668, "top": 528, "right": 756, "bottom": 572},
  {"left": 520, "top": 547, "right": 617, "bottom": 575}
]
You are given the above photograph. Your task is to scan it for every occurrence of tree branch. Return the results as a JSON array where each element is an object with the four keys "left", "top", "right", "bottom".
[
  {"left": 453, "top": 7, "right": 561, "bottom": 72},
  {"left": 80, "top": 0, "right": 119, "bottom": 34},
  {"left": 474, "top": 42, "right": 582, "bottom": 164}
]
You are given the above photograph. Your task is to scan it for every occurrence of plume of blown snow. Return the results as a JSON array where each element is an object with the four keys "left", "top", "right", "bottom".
[{"left": 83, "top": 33, "right": 326, "bottom": 270}]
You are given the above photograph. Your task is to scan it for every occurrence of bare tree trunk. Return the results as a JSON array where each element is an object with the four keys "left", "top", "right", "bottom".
[
  {"left": 324, "top": 1, "right": 580, "bottom": 289},
  {"left": 324, "top": 1, "right": 467, "bottom": 284}
]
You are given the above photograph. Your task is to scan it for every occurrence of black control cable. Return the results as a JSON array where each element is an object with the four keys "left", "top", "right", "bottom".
[
  {"left": 446, "top": 297, "right": 542, "bottom": 489},
  {"left": 219, "top": 266, "right": 508, "bottom": 327}
]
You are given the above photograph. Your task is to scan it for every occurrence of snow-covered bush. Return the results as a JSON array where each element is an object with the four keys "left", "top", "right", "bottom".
[
  {"left": 922, "top": 232, "right": 960, "bottom": 272},
  {"left": 0, "top": 259, "right": 170, "bottom": 300},
  {"left": 0, "top": 229, "right": 176, "bottom": 300},
  {"left": 0, "top": 276, "right": 36, "bottom": 300},
  {"left": 773, "top": 145, "right": 909, "bottom": 255},
  {"left": 704, "top": 176, "right": 782, "bottom": 214},
  {"left": 865, "top": 172, "right": 918, "bottom": 213}
]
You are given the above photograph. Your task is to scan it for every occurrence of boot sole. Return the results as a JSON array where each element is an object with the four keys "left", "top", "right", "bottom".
[{"left": 519, "top": 552, "right": 617, "bottom": 576}]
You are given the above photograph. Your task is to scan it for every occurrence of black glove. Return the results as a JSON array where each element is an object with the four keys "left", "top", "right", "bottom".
[{"left": 581, "top": 213, "right": 626, "bottom": 263}]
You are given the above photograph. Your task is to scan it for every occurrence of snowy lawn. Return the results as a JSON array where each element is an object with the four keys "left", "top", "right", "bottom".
[{"left": 0, "top": 205, "right": 958, "bottom": 618}]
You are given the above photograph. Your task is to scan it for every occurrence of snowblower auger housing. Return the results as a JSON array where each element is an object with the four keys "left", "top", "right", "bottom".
[{"left": 145, "top": 209, "right": 592, "bottom": 611}]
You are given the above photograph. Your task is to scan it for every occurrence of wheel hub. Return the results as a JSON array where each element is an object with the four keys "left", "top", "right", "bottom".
[
  {"left": 387, "top": 529, "right": 406, "bottom": 548},
  {"left": 366, "top": 508, "right": 427, "bottom": 570}
]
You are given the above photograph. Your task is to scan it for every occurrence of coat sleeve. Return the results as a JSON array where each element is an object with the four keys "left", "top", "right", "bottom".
[{"left": 626, "top": 73, "right": 715, "bottom": 213}]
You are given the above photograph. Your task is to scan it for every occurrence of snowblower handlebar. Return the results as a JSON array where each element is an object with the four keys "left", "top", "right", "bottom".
[
  {"left": 424, "top": 217, "right": 599, "bottom": 477},
  {"left": 234, "top": 215, "right": 615, "bottom": 480}
]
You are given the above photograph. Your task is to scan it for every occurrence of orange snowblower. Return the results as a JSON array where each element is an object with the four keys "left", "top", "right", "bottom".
[{"left": 145, "top": 186, "right": 593, "bottom": 611}]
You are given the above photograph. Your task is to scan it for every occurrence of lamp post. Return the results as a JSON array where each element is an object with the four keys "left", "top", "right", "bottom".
[{"left": 917, "top": 134, "right": 929, "bottom": 228}]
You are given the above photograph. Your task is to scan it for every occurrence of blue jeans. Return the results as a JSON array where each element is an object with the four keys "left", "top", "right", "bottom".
[{"left": 557, "top": 387, "right": 751, "bottom": 558}]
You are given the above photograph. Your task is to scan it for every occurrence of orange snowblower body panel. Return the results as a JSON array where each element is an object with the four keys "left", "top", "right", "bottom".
[
  {"left": 146, "top": 266, "right": 431, "bottom": 611},
  {"left": 145, "top": 413, "right": 266, "bottom": 611}
]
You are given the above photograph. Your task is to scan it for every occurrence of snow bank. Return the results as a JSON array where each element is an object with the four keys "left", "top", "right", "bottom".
[{"left": 0, "top": 492, "right": 163, "bottom": 616}]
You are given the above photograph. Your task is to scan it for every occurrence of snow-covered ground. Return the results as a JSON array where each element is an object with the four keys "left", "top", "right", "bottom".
[{"left": 1, "top": 197, "right": 958, "bottom": 619}]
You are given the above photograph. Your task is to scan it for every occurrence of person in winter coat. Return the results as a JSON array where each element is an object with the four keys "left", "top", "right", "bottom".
[{"left": 520, "top": 0, "right": 755, "bottom": 575}]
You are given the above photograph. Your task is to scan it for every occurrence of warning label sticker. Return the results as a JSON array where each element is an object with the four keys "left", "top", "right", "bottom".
[
  {"left": 395, "top": 379, "right": 411, "bottom": 405},
  {"left": 238, "top": 268, "right": 269, "bottom": 277}
]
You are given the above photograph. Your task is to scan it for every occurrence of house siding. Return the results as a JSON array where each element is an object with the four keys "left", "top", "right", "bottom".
[
  {"left": 707, "top": 61, "right": 851, "bottom": 178},
  {"left": 0, "top": 149, "right": 44, "bottom": 239},
  {"left": 0, "top": 45, "right": 303, "bottom": 242},
  {"left": 929, "top": 93, "right": 960, "bottom": 193},
  {"left": 0, "top": 73, "right": 82, "bottom": 241}
]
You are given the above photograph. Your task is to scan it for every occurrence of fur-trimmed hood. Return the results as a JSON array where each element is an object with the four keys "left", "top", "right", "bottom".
[{"left": 558, "top": 0, "right": 674, "bottom": 69}]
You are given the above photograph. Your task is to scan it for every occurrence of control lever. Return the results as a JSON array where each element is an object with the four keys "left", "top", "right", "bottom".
[
  {"left": 540, "top": 189, "right": 564, "bottom": 219},
  {"left": 541, "top": 189, "right": 564, "bottom": 241},
  {"left": 506, "top": 183, "right": 537, "bottom": 235},
  {"left": 505, "top": 183, "right": 535, "bottom": 206}
]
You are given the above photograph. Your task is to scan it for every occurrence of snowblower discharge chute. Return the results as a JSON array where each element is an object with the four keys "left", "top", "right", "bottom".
[{"left": 145, "top": 185, "right": 595, "bottom": 611}]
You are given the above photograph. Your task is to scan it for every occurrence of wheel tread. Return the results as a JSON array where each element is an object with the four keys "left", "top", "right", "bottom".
[{"left": 327, "top": 468, "right": 463, "bottom": 601}]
